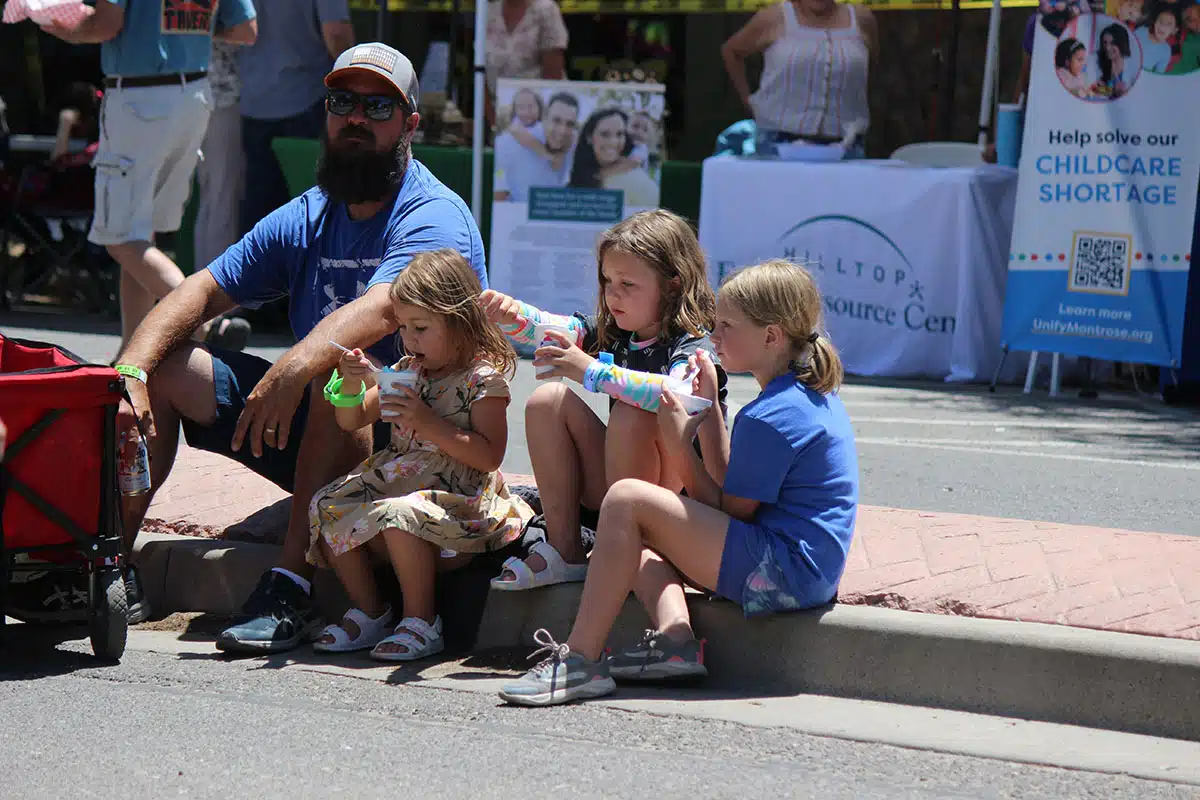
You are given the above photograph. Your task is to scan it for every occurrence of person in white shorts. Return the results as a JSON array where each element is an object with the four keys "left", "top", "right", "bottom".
[
  {"left": 38, "top": 0, "right": 257, "bottom": 621},
  {"left": 39, "top": 0, "right": 257, "bottom": 349}
]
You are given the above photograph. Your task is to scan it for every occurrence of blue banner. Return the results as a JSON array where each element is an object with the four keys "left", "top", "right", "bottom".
[{"left": 1000, "top": 9, "right": 1200, "bottom": 367}]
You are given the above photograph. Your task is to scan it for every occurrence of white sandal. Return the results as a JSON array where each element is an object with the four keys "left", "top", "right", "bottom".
[
  {"left": 312, "top": 606, "right": 394, "bottom": 653},
  {"left": 370, "top": 615, "right": 445, "bottom": 662},
  {"left": 490, "top": 540, "right": 589, "bottom": 592}
]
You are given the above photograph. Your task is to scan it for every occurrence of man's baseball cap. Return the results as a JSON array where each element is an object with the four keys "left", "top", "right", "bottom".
[{"left": 326, "top": 43, "right": 420, "bottom": 111}]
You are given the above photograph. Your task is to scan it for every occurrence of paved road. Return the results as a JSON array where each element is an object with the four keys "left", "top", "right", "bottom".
[
  {"left": 2, "top": 626, "right": 1197, "bottom": 799},
  {"left": 4, "top": 311, "right": 1198, "bottom": 535}
]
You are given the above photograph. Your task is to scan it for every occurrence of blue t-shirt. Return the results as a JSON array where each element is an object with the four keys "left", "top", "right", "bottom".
[
  {"left": 101, "top": 0, "right": 256, "bottom": 78},
  {"left": 723, "top": 375, "right": 859, "bottom": 603},
  {"left": 207, "top": 159, "right": 487, "bottom": 365},
  {"left": 238, "top": 0, "right": 350, "bottom": 121}
]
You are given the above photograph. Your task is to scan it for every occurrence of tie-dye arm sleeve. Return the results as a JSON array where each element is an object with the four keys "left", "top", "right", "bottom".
[
  {"left": 582, "top": 360, "right": 693, "bottom": 412},
  {"left": 498, "top": 301, "right": 588, "bottom": 348}
]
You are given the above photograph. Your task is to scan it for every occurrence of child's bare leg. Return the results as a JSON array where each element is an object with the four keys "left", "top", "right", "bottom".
[
  {"left": 313, "top": 536, "right": 388, "bottom": 644},
  {"left": 499, "top": 383, "right": 607, "bottom": 580},
  {"left": 567, "top": 480, "right": 728, "bottom": 660},
  {"left": 608, "top": 402, "right": 692, "bottom": 621},
  {"left": 374, "top": 527, "right": 438, "bottom": 655},
  {"left": 633, "top": 548, "right": 697, "bottom": 644},
  {"left": 605, "top": 402, "right": 683, "bottom": 491}
]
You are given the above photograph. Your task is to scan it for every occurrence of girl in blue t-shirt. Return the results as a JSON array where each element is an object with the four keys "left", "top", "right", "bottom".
[{"left": 500, "top": 259, "right": 859, "bottom": 707}]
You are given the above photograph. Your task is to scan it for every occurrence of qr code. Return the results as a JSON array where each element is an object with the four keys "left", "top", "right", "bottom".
[{"left": 1068, "top": 233, "right": 1132, "bottom": 296}]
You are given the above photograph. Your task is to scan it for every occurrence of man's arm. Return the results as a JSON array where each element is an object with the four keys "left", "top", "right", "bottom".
[
  {"left": 322, "top": 21, "right": 356, "bottom": 59},
  {"left": 40, "top": 0, "right": 124, "bottom": 44},
  {"left": 215, "top": 19, "right": 258, "bottom": 45},
  {"left": 118, "top": 271, "right": 237, "bottom": 377},
  {"left": 229, "top": 284, "right": 398, "bottom": 456}
]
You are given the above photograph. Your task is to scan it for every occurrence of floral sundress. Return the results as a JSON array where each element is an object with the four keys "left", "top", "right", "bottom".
[{"left": 306, "top": 358, "right": 533, "bottom": 564}]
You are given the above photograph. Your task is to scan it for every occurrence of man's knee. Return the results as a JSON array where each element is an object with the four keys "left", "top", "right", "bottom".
[{"left": 147, "top": 344, "right": 218, "bottom": 425}]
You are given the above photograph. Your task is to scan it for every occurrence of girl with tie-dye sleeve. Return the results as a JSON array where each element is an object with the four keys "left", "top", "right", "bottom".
[{"left": 479, "top": 210, "right": 728, "bottom": 592}]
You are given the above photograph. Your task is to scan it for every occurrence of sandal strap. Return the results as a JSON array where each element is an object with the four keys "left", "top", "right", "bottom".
[
  {"left": 498, "top": 555, "right": 536, "bottom": 588},
  {"left": 394, "top": 615, "right": 441, "bottom": 641},
  {"left": 378, "top": 616, "right": 443, "bottom": 654},
  {"left": 343, "top": 607, "right": 383, "bottom": 630},
  {"left": 529, "top": 540, "right": 570, "bottom": 577},
  {"left": 316, "top": 623, "right": 351, "bottom": 647}
]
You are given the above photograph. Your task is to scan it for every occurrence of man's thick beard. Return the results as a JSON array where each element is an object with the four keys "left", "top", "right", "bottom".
[{"left": 316, "top": 130, "right": 410, "bottom": 206}]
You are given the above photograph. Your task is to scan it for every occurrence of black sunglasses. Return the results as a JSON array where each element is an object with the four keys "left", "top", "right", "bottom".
[{"left": 326, "top": 89, "right": 407, "bottom": 122}]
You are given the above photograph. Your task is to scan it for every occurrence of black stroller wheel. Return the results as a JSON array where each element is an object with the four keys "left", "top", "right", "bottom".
[{"left": 90, "top": 568, "right": 127, "bottom": 662}]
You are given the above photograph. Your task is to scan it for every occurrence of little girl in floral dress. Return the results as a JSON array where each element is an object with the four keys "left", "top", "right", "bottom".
[{"left": 307, "top": 249, "right": 532, "bottom": 661}]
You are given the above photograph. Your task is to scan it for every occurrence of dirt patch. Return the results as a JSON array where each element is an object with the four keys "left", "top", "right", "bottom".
[
  {"left": 141, "top": 518, "right": 224, "bottom": 539},
  {"left": 839, "top": 592, "right": 982, "bottom": 618}
]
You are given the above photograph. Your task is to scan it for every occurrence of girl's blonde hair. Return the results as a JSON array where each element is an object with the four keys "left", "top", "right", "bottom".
[
  {"left": 593, "top": 209, "right": 716, "bottom": 353},
  {"left": 719, "top": 259, "right": 844, "bottom": 394},
  {"left": 389, "top": 249, "right": 517, "bottom": 378}
]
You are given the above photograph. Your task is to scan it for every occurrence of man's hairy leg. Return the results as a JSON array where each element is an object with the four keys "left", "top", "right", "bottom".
[{"left": 276, "top": 372, "right": 374, "bottom": 578}]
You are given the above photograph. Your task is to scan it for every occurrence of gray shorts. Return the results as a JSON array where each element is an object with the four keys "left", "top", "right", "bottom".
[{"left": 89, "top": 78, "right": 213, "bottom": 246}]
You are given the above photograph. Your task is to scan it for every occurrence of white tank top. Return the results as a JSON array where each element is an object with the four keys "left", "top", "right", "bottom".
[{"left": 750, "top": 2, "right": 871, "bottom": 139}]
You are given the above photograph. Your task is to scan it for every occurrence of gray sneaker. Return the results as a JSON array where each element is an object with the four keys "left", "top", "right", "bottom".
[
  {"left": 608, "top": 629, "right": 708, "bottom": 682},
  {"left": 498, "top": 629, "right": 616, "bottom": 707}
]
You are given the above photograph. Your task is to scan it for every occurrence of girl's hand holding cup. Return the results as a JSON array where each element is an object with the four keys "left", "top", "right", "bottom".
[
  {"left": 688, "top": 349, "right": 721, "bottom": 405},
  {"left": 534, "top": 330, "right": 592, "bottom": 384},
  {"left": 379, "top": 386, "right": 435, "bottom": 430},
  {"left": 657, "top": 387, "right": 709, "bottom": 454}
]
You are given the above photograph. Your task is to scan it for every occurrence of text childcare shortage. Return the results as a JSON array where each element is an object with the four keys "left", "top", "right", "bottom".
[{"left": 1035, "top": 128, "right": 1184, "bottom": 206}]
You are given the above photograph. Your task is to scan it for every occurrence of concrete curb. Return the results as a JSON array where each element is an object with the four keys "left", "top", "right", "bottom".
[{"left": 136, "top": 533, "right": 1200, "bottom": 742}]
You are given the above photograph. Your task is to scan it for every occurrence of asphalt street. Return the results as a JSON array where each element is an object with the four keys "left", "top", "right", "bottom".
[
  {"left": 2, "top": 626, "right": 1198, "bottom": 799},
  {"left": 5, "top": 310, "right": 1197, "bottom": 536}
]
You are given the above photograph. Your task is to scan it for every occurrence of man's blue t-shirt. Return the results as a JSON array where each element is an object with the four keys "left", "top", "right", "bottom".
[
  {"left": 723, "top": 375, "right": 859, "bottom": 606},
  {"left": 206, "top": 159, "right": 487, "bottom": 365},
  {"left": 101, "top": 0, "right": 257, "bottom": 78}
]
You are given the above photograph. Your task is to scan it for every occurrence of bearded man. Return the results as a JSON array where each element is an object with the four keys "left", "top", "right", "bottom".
[{"left": 113, "top": 43, "right": 486, "bottom": 651}]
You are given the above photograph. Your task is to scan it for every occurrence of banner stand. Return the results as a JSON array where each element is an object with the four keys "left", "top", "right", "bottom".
[
  {"left": 990, "top": 348, "right": 1063, "bottom": 396},
  {"left": 996, "top": 10, "right": 1199, "bottom": 391}
]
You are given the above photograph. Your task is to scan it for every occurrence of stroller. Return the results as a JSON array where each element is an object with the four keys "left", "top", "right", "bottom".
[{"left": 0, "top": 333, "right": 128, "bottom": 660}]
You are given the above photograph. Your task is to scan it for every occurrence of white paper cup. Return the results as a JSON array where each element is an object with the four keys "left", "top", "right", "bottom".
[
  {"left": 663, "top": 378, "right": 712, "bottom": 416},
  {"left": 376, "top": 370, "right": 419, "bottom": 420},
  {"left": 376, "top": 369, "right": 420, "bottom": 408},
  {"left": 533, "top": 323, "right": 571, "bottom": 379}
]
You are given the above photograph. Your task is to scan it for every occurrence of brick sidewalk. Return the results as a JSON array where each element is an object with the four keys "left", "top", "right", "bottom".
[{"left": 147, "top": 446, "right": 1200, "bottom": 642}]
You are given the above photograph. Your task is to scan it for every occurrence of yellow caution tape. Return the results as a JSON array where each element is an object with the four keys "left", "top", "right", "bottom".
[{"left": 352, "top": 0, "right": 1036, "bottom": 11}]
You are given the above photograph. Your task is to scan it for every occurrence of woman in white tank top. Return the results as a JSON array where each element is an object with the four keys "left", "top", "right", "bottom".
[{"left": 722, "top": 0, "right": 876, "bottom": 157}]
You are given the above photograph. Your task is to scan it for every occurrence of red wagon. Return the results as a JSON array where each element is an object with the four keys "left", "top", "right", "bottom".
[{"left": 0, "top": 333, "right": 127, "bottom": 660}]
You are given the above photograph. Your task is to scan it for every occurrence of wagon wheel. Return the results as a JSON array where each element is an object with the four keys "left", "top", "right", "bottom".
[{"left": 90, "top": 567, "right": 127, "bottom": 662}]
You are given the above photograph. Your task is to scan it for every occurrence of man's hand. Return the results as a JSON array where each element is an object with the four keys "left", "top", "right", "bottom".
[
  {"left": 39, "top": 19, "right": 77, "bottom": 41},
  {"left": 231, "top": 359, "right": 309, "bottom": 458},
  {"left": 533, "top": 330, "right": 592, "bottom": 384},
  {"left": 479, "top": 289, "right": 522, "bottom": 326},
  {"left": 117, "top": 379, "right": 156, "bottom": 462},
  {"left": 0, "top": 418, "right": 6, "bottom": 461}
]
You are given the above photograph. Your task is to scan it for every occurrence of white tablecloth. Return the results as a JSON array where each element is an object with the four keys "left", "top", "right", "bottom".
[{"left": 698, "top": 157, "right": 1018, "bottom": 382}]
